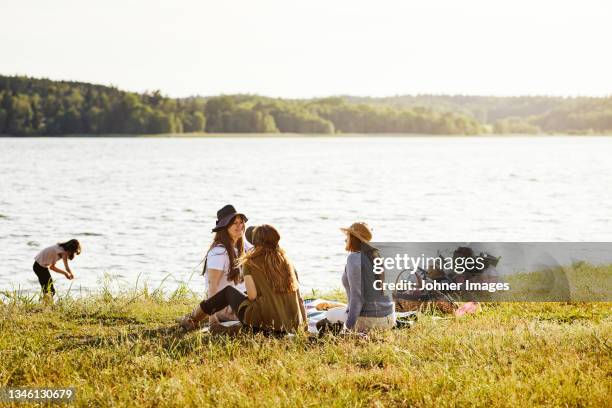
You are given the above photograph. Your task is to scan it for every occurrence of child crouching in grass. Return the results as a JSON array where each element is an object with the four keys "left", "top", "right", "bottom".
[{"left": 33, "top": 239, "right": 81, "bottom": 301}]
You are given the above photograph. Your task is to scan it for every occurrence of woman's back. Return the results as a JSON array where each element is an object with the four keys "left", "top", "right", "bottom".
[
  {"left": 343, "top": 251, "right": 394, "bottom": 329},
  {"left": 242, "top": 256, "right": 305, "bottom": 332},
  {"left": 35, "top": 244, "right": 64, "bottom": 267}
]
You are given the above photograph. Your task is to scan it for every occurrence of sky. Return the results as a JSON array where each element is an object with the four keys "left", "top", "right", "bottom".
[{"left": 1, "top": 0, "right": 611, "bottom": 98}]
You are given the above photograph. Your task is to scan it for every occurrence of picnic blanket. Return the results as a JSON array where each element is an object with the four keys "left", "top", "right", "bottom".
[
  {"left": 304, "top": 298, "right": 347, "bottom": 333},
  {"left": 201, "top": 298, "right": 416, "bottom": 335},
  {"left": 304, "top": 298, "right": 417, "bottom": 333}
]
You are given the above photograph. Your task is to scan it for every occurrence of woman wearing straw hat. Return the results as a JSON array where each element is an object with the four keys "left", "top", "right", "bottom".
[{"left": 341, "top": 222, "right": 395, "bottom": 333}]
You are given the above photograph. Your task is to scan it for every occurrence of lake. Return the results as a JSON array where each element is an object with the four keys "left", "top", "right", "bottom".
[{"left": 1, "top": 136, "right": 611, "bottom": 295}]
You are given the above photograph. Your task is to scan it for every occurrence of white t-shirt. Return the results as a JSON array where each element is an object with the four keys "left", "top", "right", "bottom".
[
  {"left": 205, "top": 240, "right": 253, "bottom": 294},
  {"left": 205, "top": 241, "right": 252, "bottom": 321},
  {"left": 35, "top": 244, "right": 65, "bottom": 267}
]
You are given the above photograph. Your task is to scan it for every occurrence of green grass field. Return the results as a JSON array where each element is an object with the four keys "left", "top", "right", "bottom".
[
  {"left": 501, "top": 262, "right": 612, "bottom": 302},
  {"left": 1, "top": 281, "right": 611, "bottom": 407}
]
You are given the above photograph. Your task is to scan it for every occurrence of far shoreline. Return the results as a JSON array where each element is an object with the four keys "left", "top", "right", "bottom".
[{"left": 2, "top": 132, "right": 612, "bottom": 139}]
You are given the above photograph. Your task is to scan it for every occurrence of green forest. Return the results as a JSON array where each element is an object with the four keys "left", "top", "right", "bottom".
[{"left": 1, "top": 75, "right": 611, "bottom": 136}]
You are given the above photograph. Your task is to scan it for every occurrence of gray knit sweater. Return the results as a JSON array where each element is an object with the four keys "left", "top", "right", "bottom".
[{"left": 341, "top": 252, "right": 394, "bottom": 329}]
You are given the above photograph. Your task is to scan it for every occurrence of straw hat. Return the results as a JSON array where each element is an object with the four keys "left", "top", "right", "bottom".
[{"left": 340, "top": 222, "right": 373, "bottom": 243}]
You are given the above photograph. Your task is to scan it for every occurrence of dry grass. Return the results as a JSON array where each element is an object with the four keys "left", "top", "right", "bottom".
[{"left": 0, "top": 283, "right": 610, "bottom": 407}]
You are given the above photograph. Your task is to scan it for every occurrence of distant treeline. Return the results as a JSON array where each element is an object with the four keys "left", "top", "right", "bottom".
[
  {"left": 345, "top": 95, "right": 612, "bottom": 134},
  {"left": 1, "top": 75, "right": 611, "bottom": 136}
]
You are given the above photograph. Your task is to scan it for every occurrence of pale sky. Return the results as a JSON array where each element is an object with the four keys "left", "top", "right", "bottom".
[{"left": 1, "top": 0, "right": 611, "bottom": 98}]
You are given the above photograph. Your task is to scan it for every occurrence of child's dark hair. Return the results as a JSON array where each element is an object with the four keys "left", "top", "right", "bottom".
[{"left": 59, "top": 239, "right": 81, "bottom": 260}]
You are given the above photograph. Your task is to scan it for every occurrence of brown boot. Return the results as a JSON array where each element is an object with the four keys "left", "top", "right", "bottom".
[{"left": 176, "top": 305, "right": 208, "bottom": 332}]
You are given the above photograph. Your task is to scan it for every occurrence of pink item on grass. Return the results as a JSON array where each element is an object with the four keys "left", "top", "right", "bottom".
[{"left": 455, "top": 301, "right": 479, "bottom": 317}]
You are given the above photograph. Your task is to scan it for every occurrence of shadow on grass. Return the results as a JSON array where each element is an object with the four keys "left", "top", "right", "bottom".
[
  {"left": 52, "top": 322, "right": 382, "bottom": 357},
  {"left": 71, "top": 313, "right": 145, "bottom": 325},
  {"left": 54, "top": 324, "right": 286, "bottom": 351},
  {"left": 54, "top": 325, "right": 189, "bottom": 352}
]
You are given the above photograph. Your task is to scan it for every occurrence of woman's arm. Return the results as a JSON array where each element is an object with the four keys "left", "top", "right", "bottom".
[
  {"left": 207, "top": 268, "right": 224, "bottom": 297},
  {"left": 244, "top": 275, "right": 257, "bottom": 301},
  {"left": 62, "top": 253, "right": 73, "bottom": 278},
  {"left": 297, "top": 290, "right": 308, "bottom": 330},
  {"left": 49, "top": 261, "right": 72, "bottom": 279},
  {"left": 207, "top": 268, "right": 224, "bottom": 324},
  {"left": 345, "top": 256, "right": 363, "bottom": 330}
]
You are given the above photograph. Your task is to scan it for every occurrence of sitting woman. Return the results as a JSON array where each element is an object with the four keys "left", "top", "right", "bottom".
[
  {"left": 341, "top": 222, "right": 395, "bottom": 333},
  {"left": 203, "top": 204, "right": 251, "bottom": 324},
  {"left": 178, "top": 224, "right": 307, "bottom": 334}
]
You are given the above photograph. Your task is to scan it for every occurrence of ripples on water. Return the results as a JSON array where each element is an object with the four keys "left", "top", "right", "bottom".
[{"left": 1, "top": 136, "right": 611, "bottom": 294}]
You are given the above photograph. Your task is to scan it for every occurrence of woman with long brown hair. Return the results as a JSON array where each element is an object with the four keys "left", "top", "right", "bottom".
[
  {"left": 203, "top": 204, "right": 250, "bottom": 324},
  {"left": 178, "top": 224, "right": 307, "bottom": 334}
]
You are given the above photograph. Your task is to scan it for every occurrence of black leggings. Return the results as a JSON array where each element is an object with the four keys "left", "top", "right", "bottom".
[
  {"left": 200, "top": 286, "right": 248, "bottom": 321},
  {"left": 33, "top": 262, "right": 56, "bottom": 295}
]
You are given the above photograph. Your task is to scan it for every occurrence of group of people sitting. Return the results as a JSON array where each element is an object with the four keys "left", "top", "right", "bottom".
[
  {"left": 31, "top": 203, "right": 396, "bottom": 335},
  {"left": 175, "top": 204, "right": 396, "bottom": 335}
]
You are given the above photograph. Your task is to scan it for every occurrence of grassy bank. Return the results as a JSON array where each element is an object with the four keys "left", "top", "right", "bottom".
[
  {"left": 499, "top": 262, "right": 612, "bottom": 302},
  {"left": 1, "top": 288, "right": 610, "bottom": 407}
]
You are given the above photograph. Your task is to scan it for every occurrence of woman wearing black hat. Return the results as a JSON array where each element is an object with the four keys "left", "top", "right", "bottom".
[
  {"left": 203, "top": 204, "right": 251, "bottom": 324},
  {"left": 178, "top": 224, "right": 307, "bottom": 334}
]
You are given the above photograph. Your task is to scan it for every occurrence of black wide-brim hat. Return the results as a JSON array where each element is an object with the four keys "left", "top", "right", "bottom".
[{"left": 212, "top": 204, "right": 248, "bottom": 232}]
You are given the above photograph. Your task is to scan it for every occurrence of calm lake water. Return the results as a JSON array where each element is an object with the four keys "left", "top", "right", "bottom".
[{"left": 1, "top": 136, "right": 611, "bottom": 295}]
